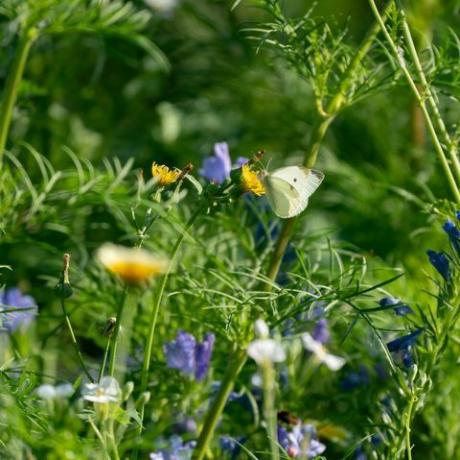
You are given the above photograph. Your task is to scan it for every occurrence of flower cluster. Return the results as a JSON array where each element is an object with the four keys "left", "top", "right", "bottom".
[
  {"left": 164, "top": 331, "right": 215, "bottom": 381},
  {"left": 278, "top": 423, "right": 326, "bottom": 458},
  {"left": 150, "top": 436, "right": 196, "bottom": 460}
]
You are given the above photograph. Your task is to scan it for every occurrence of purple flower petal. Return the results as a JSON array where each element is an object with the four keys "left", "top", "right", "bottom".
[
  {"left": 164, "top": 331, "right": 196, "bottom": 376},
  {"left": 194, "top": 333, "right": 215, "bottom": 381}
]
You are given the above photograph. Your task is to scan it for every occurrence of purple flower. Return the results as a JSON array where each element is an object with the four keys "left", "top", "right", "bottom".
[
  {"left": 150, "top": 436, "right": 196, "bottom": 460},
  {"left": 200, "top": 142, "right": 248, "bottom": 184},
  {"left": 164, "top": 331, "right": 215, "bottom": 381},
  {"left": 278, "top": 423, "right": 326, "bottom": 458},
  {"left": 426, "top": 250, "right": 451, "bottom": 281},
  {"left": 311, "top": 318, "right": 330, "bottom": 344},
  {"left": 378, "top": 297, "right": 413, "bottom": 316},
  {"left": 0, "top": 288, "right": 38, "bottom": 332},
  {"left": 443, "top": 219, "right": 460, "bottom": 255},
  {"left": 195, "top": 333, "right": 215, "bottom": 380},
  {"left": 387, "top": 329, "right": 423, "bottom": 368}
]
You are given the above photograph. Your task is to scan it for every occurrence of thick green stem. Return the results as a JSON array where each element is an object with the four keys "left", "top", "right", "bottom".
[
  {"left": 368, "top": 0, "right": 460, "bottom": 203},
  {"left": 0, "top": 29, "right": 37, "bottom": 166},
  {"left": 108, "top": 287, "right": 128, "bottom": 377},
  {"left": 262, "top": 362, "right": 279, "bottom": 460},
  {"left": 405, "top": 395, "right": 415, "bottom": 460},
  {"left": 60, "top": 299, "right": 94, "bottom": 382},
  {"left": 137, "top": 208, "right": 202, "bottom": 428},
  {"left": 192, "top": 347, "right": 247, "bottom": 460}
]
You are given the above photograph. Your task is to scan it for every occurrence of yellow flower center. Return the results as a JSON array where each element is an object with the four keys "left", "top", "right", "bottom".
[
  {"left": 241, "top": 164, "right": 265, "bottom": 196},
  {"left": 151, "top": 162, "right": 181, "bottom": 187}
]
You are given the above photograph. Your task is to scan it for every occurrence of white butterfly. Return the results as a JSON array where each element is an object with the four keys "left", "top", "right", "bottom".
[{"left": 262, "top": 166, "right": 324, "bottom": 219}]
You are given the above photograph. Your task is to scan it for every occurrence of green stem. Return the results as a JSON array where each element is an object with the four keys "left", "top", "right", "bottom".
[
  {"left": 98, "top": 337, "right": 111, "bottom": 383},
  {"left": 192, "top": 347, "right": 247, "bottom": 460},
  {"left": 398, "top": 7, "right": 460, "bottom": 184},
  {"left": 405, "top": 395, "right": 415, "bottom": 460},
  {"left": 368, "top": 0, "right": 460, "bottom": 203},
  {"left": 60, "top": 298, "right": 94, "bottom": 382},
  {"left": 262, "top": 362, "right": 279, "bottom": 460},
  {"left": 137, "top": 208, "right": 203, "bottom": 427},
  {"left": 0, "top": 29, "right": 37, "bottom": 166},
  {"left": 108, "top": 287, "right": 128, "bottom": 378}
]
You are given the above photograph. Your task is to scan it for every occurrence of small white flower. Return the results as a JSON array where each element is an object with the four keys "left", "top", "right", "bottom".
[
  {"left": 36, "top": 383, "right": 74, "bottom": 400},
  {"left": 83, "top": 377, "right": 120, "bottom": 404},
  {"left": 36, "top": 384, "right": 57, "bottom": 400},
  {"left": 301, "top": 333, "right": 345, "bottom": 371},
  {"left": 247, "top": 339, "right": 286, "bottom": 365},
  {"left": 254, "top": 318, "right": 269, "bottom": 339}
]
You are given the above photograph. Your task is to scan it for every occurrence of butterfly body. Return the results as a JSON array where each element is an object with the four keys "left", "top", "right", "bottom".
[{"left": 262, "top": 166, "right": 324, "bottom": 218}]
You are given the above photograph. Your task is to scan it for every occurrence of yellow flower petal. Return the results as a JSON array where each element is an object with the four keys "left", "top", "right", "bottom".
[
  {"left": 97, "top": 244, "right": 168, "bottom": 284},
  {"left": 152, "top": 162, "right": 181, "bottom": 187},
  {"left": 241, "top": 164, "right": 265, "bottom": 196}
]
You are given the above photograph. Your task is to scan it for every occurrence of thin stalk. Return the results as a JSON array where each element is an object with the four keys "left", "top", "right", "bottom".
[
  {"left": 192, "top": 347, "right": 247, "bottom": 460},
  {"left": 60, "top": 298, "right": 94, "bottom": 382},
  {"left": 108, "top": 287, "right": 128, "bottom": 377},
  {"left": 368, "top": 0, "right": 460, "bottom": 203},
  {"left": 88, "top": 418, "right": 111, "bottom": 460},
  {"left": 137, "top": 207, "right": 203, "bottom": 427},
  {"left": 0, "top": 29, "right": 37, "bottom": 166},
  {"left": 193, "top": 8, "right": 391, "bottom": 458},
  {"left": 398, "top": 7, "right": 460, "bottom": 184},
  {"left": 98, "top": 337, "right": 111, "bottom": 383}
]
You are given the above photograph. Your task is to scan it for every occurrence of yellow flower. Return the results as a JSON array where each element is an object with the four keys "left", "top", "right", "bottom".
[
  {"left": 97, "top": 243, "right": 169, "bottom": 284},
  {"left": 241, "top": 164, "right": 265, "bottom": 196},
  {"left": 151, "top": 162, "right": 181, "bottom": 187}
]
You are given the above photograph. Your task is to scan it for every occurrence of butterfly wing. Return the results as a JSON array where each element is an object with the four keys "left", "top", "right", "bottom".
[
  {"left": 263, "top": 175, "right": 299, "bottom": 219},
  {"left": 266, "top": 166, "right": 324, "bottom": 218}
]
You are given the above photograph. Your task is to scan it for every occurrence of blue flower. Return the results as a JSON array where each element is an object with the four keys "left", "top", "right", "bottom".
[
  {"left": 443, "top": 219, "right": 460, "bottom": 255},
  {"left": 150, "top": 436, "right": 196, "bottom": 460},
  {"left": 164, "top": 331, "right": 215, "bottom": 381},
  {"left": 456, "top": 210, "right": 460, "bottom": 220},
  {"left": 378, "top": 297, "right": 413, "bottom": 316},
  {"left": 387, "top": 329, "right": 423, "bottom": 368},
  {"left": 200, "top": 142, "right": 248, "bottom": 184},
  {"left": 172, "top": 415, "right": 197, "bottom": 435},
  {"left": 278, "top": 423, "right": 326, "bottom": 458},
  {"left": 220, "top": 436, "right": 245, "bottom": 459},
  {"left": 312, "top": 318, "right": 330, "bottom": 344},
  {"left": 340, "top": 365, "right": 370, "bottom": 391},
  {"left": 0, "top": 288, "right": 38, "bottom": 332},
  {"left": 426, "top": 250, "right": 451, "bottom": 281}
]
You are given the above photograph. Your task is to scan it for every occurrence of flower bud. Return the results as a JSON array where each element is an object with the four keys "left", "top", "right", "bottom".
[
  {"left": 55, "top": 253, "right": 73, "bottom": 299},
  {"left": 254, "top": 319, "right": 269, "bottom": 339}
]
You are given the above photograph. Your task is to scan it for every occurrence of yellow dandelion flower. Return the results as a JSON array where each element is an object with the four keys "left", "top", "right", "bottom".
[
  {"left": 241, "top": 164, "right": 265, "bottom": 196},
  {"left": 151, "top": 162, "right": 181, "bottom": 187},
  {"left": 97, "top": 243, "right": 169, "bottom": 284}
]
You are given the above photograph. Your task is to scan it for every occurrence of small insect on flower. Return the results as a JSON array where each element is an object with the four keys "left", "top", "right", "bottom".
[
  {"left": 241, "top": 164, "right": 265, "bottom": 196},
  {"left": 83, "top": 376, "right": 120, "bottom": 404},
  {"left": 152, "top": 162, "right": 181, "bottom": 187},
  {"left": 97, "top": 243, "right": 169, "bottom": 284},
  {"left": 301, "top": 332, "right": 345, "bottom": 371}
]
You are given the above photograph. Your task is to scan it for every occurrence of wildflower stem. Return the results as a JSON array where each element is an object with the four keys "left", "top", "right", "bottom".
[
  {"left": 88, "top": 417, "right": 111, "bottom": 460},
  {"left": 137, "top": 207, "right": 203, "bottom": 432},
  {"left": 262, "top": 362, "right": 280, "bottom": 460},
  {"left": 192, "top": 347, "right": 247, "bottom": 460},
  {"left": 368, "top": 0, "right": 460, "bottom": 203},
  {"left": 0, "top": 28, "right": 37, "bottom": 166},
  {"left": 108, "top": 286, "right": 128, "bottom": 378},
  {"left": 98, "top": 337, "right": 111, "bottom": 383},
  {"left": 60, "top": 298, "right": 94, "bottom": 383},
  {"left": 405, "top": 394, "right": 416, "bottom": 460},
  {"left": 398, "top": 7, "right": 460, "bottom": 185}
]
